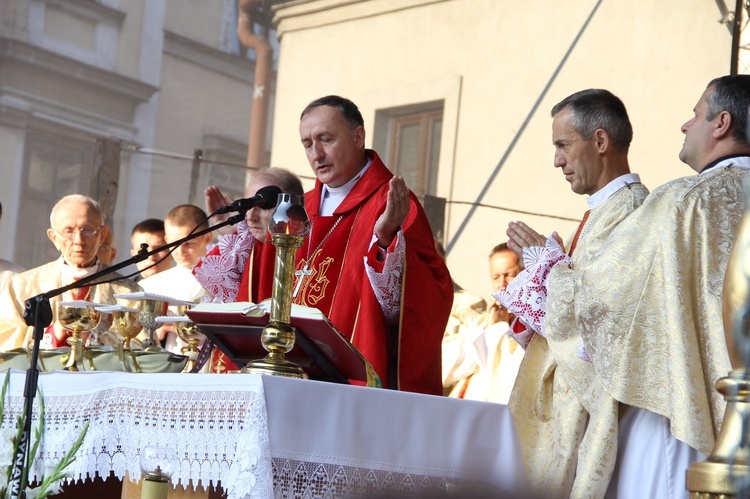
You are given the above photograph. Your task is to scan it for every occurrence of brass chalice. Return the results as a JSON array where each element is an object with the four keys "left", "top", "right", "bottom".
[
  {"left": 58, "top": 301, "right": 101, "bottom": 371},
  {"left": 97, "top": 305, "right": 142, "bottom": 372},
  {"left": 155, "top": 311, "right": 201, "bottom": 372}
]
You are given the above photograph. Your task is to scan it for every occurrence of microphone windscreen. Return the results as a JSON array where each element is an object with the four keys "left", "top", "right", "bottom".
[{"left": 255, "top": 185, "right": 283, "bottom": 209}]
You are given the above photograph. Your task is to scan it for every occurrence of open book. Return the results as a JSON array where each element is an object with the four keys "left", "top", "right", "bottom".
[{"left": 187, "top": 299, "right": 380, "bottom": 386}]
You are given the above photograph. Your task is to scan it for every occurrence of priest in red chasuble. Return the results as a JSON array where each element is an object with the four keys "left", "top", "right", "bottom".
[
  {"left": 197, "top": 96, "right": 453, "bottom": 395},
  {"left": 294, "top": 97, "right": 452, "bottom": 395}
]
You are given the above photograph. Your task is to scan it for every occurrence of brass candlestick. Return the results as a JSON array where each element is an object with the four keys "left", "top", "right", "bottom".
[
  {"left": 242, "top": 193, "right": 310, "bottom": 378},
  {"left": 686, "top": 178, "right": 750, "bottom": 496}
]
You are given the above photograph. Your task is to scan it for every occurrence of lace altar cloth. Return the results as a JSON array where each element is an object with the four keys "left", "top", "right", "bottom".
[
  {"left": 270, "top": 458, "right": 497, "bottom": 497},
  {"left": 2, "top": 372, "right": 526, "bottom": 498},
  {"left": 2, "top": 371, "right": 273, "bottom": 499},
  {"left": 262, "top": 376, "right": 527, "bottom": 497}
]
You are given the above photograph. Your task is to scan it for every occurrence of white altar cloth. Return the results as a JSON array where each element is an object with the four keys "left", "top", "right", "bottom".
[
  {"left": 2, "top": 371, "right": 527, "bottom": 498},
  {"left": 2, "top": 371, "right": 273, "bottom": 499},
  {"left": 263, "top": 376, "right": 526, "bottom": 496}
]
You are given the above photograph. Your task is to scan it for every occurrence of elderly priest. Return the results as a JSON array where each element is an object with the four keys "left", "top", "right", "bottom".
[{"left": 0, "top": 194, "right": 140, "bottom": 350}]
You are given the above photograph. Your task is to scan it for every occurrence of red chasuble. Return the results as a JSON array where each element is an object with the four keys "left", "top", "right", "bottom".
[
  {"left": 236, "top": 239, "right": 275, "bottom": 303},
  {"left": 209, "top": 239, "right": 275, "bottom": 373},
  {"left": 232, "top": 151, "right": 452, "bottom": 393},
  {"left": 282, "top": 151, "right": 452, "bottom": 394}
]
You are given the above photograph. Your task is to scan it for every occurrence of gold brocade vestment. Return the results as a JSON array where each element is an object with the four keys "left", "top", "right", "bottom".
[
  {"left": 510, "top": 181, "right": 649, "bottom": 498},
  {"left": 0, "top": 260, "right": 141, "bottom": 350}
]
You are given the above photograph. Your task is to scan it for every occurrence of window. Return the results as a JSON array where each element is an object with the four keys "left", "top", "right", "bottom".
[
  {"left": 16, "top": 130, "right": 96, "bottom": 268},
  {"left": 374, "top": 101, "right": 445, "bottom": 240},
  {"left": 378, "top": 104, "right": 443, "bottom": 199}
]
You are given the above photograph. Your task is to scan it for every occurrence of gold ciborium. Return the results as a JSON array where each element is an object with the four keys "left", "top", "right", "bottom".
[
  {"left": 58, "top": 301, "right": 101, "bottom": 371},
  {"left": 686, "top": 176, "right": 750, "bottom": 496},
  {"left": 242, "top": 193, "right": 310, "bottom": 378}
]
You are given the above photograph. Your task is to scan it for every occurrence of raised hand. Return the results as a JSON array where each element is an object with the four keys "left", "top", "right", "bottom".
[
  {"left": 374, "top": 176, "right": 410, "bottom": 248},
  {"left": 506, "top": 221, "right": 551, "bottom": 258},
  {"left": 205, "top": 186, "right": 236, "bottom": 235}
]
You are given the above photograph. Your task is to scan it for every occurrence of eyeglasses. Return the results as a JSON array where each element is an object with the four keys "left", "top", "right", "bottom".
[{"left": 53, "top": 225, "right": 103, "bottom": 240}]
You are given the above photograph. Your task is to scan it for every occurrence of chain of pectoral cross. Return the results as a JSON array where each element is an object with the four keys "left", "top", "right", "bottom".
[{"left": 293, "top": 215, "right": 344, "bottom": 298}]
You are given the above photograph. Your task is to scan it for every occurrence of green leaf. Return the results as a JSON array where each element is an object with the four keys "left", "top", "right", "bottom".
[{"left": 0, "top": 370, "right": 9, "bottom": 427}]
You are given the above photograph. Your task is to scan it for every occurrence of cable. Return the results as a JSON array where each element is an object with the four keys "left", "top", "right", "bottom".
[{"left": 446, "top": 200, "right": 580, "bottom": 223}]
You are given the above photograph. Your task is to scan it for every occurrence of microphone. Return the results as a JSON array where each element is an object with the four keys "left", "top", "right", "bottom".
[{"left": 214, "top": 185, "right": 283, "bottom": 215}]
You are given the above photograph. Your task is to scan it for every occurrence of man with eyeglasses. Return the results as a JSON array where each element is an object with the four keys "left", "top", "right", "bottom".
[{"left": 0, "top": 194, "right": 140, "bottom": 351}]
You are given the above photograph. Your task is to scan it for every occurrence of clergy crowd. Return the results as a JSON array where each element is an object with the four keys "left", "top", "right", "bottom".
[{"left": 0, "top": 75, "right": 749, "bottom": 497}]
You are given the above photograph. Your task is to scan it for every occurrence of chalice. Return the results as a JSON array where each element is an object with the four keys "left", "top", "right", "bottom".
[
  {"left": 97, "top": 304, "right": 142, "bottom": 372},
  {"left": 155, "top": 311, "right": 201, "bottom": 372},
  {"left": 115, "top": 293, "right": 195, "bottom": 352},
  {"left": 58, "top": 301, "right": 101, "bottom": 371},
  {"left": 139, "top": 298, "right": 169, "bottom": 351}
]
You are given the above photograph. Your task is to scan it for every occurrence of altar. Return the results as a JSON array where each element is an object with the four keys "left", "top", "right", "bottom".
[{"left": 2, "top": 371, "right": 526, "bottom": 498}]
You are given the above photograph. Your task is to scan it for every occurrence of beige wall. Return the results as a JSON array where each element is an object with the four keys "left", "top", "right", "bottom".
[{"left": 271, "top": 0, "right": 731, "bottom": 298}]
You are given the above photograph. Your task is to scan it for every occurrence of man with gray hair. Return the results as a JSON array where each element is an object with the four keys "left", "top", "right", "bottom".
[
  {"left": 0, "top": 194, "right": 140, "bottom": 351},
  {"left": 501, "top": 88, "right": 649, "bottom": 497},
  {"left": 503, "top": 75, "right": 750, "bottom": 497}
]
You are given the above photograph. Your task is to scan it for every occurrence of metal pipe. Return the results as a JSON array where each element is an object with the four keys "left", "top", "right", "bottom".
[{"left": 238, "top": 0, "right": 273, "bottom": 195}]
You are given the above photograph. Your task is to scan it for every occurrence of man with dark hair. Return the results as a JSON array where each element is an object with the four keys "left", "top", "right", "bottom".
[
  {"left": 0, "top": 201, "right": 24, "bottom": 291},
  {"left": 140, "top": 205, "right": 212, "bottom": 351},
  {"left": 503, "top": 76, "right": 750, "bottom": 497},
  {"left": 500, "top": 88, "right": 649, "bottom": 496},
  {"left": 196, "top": 98, "right": 452, "bottom": 392},
  {"left": 442, "top": 242, "right": 524, "bottom": 402},
  {"left": 130, "top": 218, "right": 173, "bottom": 280},
  {"left": 292, "top": 95, "right": 452, "bottom": 394}
]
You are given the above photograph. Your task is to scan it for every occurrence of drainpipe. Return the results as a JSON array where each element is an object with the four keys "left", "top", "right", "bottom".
[{"left": 238, "top": 0, "right": 273, "bottom": 195}]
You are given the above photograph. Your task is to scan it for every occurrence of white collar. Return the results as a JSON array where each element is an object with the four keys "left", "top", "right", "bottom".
[
  {"left": 319, "top": 157, "right": 372, "bottom": 216},
  {"left": 587, "top": 173, "right": 642, "bottom": 210},
  {"left": 701, "top": 155, "right": 750, "bottom": 174},
  {"left": 55, "top": 255, "right": 101, "bottom": 280}
]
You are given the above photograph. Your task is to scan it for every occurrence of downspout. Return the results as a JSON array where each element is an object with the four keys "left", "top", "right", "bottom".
[
  {"left": 238, "top": 0, "right": 273, "bottom": 195},
  {"left": 730, "top": 0, "right": 742, "bottom": 75}
]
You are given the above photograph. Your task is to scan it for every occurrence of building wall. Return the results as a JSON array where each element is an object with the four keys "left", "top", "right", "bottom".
[
  {"left": 0, "top": 0, "right": 265, "bottom": 272},
  {"left": 271, "top": 0, "right": 732, "bottom": 298}
]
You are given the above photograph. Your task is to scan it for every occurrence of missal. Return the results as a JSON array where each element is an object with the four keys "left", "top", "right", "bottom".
[{"left": 186, "top": 299, "right": 380, "bottom": 386}]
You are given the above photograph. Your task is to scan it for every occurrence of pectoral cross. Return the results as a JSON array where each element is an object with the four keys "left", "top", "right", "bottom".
[{"left": 293, "top": 264, "right": 313, "bottom": 298}]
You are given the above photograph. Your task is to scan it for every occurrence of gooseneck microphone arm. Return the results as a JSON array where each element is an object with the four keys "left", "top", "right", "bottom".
[{"left": 214, "top": 185, "right": 282, "bottom": 215}]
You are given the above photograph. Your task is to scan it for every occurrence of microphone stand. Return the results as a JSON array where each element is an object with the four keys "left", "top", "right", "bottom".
[{"left": 8, "top": 212, "right": 246, "bottom": 499}]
